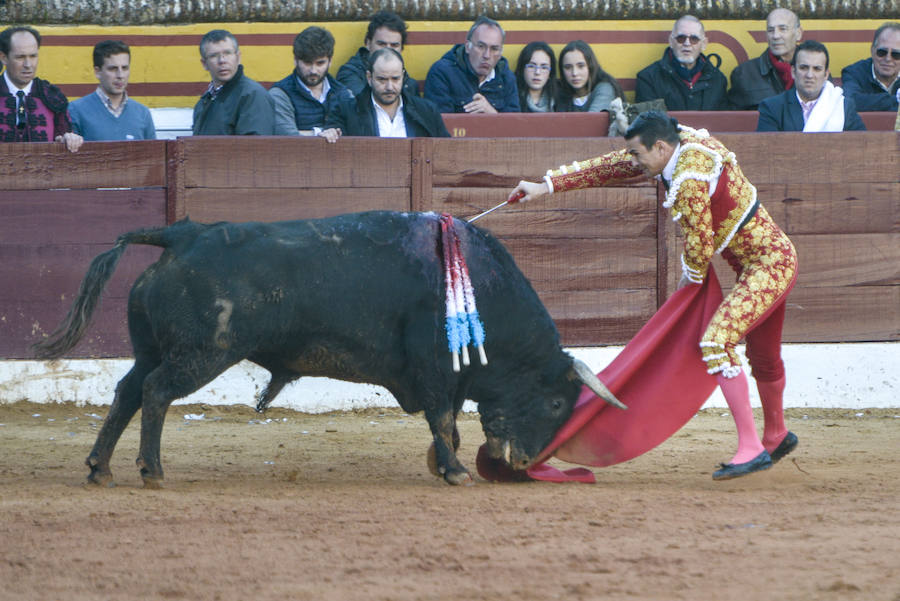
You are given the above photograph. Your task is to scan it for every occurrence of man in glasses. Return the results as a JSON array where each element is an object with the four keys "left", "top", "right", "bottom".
[
  {"left": 0, "top": 26, "right": 83, "bottom": 151},
  {"left": 728, "top": 8, "right": 803, "bottom": 110},
  {"left": 757, "top": 40, "right": 866, "bottom": 131},
  {"left": 193, "top": 29, "right": 274, "bottom": 135},
  {"left": 841, "top": 22, "right": 900, "bottom": 113},
  {"left": 424, "top": 15, "right": 519, "bottom": 114},
  {"left": 635, "top": 15, "right": 728, "bottom": 111}
]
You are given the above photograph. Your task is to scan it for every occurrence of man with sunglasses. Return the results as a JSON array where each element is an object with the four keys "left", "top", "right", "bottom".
[
  {"left": 424, "top": 15, "right": 519, "bottom": 114},
  {"left": 728, "top": 8, "right": 803, "bottom": 110},
  {"left": 841, "top": 22, "right": 900, "bottom": 113},
  {"left": 635, "top": 15, "right": 728, "bottom": 111},
  {"left": 0, "top": 26, "right": 83, "bottom": 152}
]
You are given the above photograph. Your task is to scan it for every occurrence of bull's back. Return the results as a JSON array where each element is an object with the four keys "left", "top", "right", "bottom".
[{"left": 131, "top": 212, "right": 447, "bottom": 345}]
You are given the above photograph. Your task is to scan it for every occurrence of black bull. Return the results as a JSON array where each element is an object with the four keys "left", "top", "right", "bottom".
[{"left": 34, "top": 211, "right": 622, "bottom": 486}]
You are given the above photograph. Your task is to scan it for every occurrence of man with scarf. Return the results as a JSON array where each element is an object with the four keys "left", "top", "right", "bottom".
[
  {"left": 508, "top": 111, "right": 799, "bottom": 480},
  {"left": 635, "top": 16, "right": 728, "bottom": 111},
  {"left": 728, "top": 9, "right": 803, "bottom": 110},
  {"left": 0, "top": 26, "right": 82, "bottom": 152},
  {"left": 757, "top": 40, "right": 866, "bottom": 132}
]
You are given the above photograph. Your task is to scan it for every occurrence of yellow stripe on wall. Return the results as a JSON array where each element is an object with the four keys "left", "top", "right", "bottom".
[{"left": 26, "top": 20, "right": 886, "bottom": 108}]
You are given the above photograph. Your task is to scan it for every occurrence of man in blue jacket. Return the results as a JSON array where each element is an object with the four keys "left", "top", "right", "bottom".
[
  {"left": 757, "top": 40, "right": 866, "bottom": 132},
  {"left": 424, "top": 16, "right": 519, "bottom": 114},
  {"left": 840, "top": 22, "right": 900, "bottom": 113},
  {"left": 324, "top": 49, "right": 449, "bottom": 140}
]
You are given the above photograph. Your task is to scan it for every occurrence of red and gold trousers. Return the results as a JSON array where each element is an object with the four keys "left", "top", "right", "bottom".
[{"left": 699, "top": 205, "right": 797, "bottom": 381}]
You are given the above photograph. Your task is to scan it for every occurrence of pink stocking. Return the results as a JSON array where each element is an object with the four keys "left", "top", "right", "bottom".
[
  {"left": 717, "top": 371, "right": 765, "bottom": 464},
  {"left": 757, "top": 376, "right": 788, "bottom": 453}
]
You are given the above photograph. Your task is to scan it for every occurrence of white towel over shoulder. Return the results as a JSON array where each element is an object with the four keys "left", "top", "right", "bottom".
[{"left": 804, "top": 81, "right": 845, "bottom": 132}]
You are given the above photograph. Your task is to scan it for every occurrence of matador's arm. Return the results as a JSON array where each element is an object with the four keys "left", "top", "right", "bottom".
[{"left": 544, "top": 149, "right": 646, "bottom": 193}]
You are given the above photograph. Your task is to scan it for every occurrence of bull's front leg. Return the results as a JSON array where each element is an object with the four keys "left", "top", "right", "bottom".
[{"left": 424, "top": 410, "right": 472, "bottom": 485}]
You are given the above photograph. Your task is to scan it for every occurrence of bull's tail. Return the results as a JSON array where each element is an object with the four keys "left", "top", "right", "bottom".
[{"left": 32, "top": 226, "right": 174, "bottom": 359}]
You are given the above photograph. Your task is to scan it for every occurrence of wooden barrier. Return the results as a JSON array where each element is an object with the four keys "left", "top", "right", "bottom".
[
  {"left": 444, "top": 111, "right": 898, "bottom": 137},
  {"left": 1, "top": 131, "right": 896, "bottom": 358},
  {"left": 0, "top": 141, "right": 169, "bottom": 358}
]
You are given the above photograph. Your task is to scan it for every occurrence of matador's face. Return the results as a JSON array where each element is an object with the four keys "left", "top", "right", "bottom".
[{"left": 625, "top": 137, "right": 672, "bottom": 177}]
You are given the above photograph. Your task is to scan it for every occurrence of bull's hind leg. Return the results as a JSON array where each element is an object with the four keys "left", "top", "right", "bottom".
[
  {"left": 85, "top": 358, "right": 156, "bottom": 487},
  {"left": 136, "top": 355, "right": 238, "bottom": 488}
]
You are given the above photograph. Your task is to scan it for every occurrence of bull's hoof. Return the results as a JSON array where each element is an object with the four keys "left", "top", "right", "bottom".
[
  {"left": 445, "top": 469, "right": 475, "bottom": 486},
  {"left": 85, "top": 456, "right": 114, "bottom": 487},
  {"left": 142, "top": 477, "right": 164, "bottom": 490},
  {"left": 86, "top": 470, "right": 115, "bottom": 488}
]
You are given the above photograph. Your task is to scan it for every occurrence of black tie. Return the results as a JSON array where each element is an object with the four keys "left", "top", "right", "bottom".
[{"left": 16, "top": 90, "right": 26, "bottom": 128}]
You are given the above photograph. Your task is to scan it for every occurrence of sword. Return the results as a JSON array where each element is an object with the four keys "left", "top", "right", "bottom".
[{"left": 467, "top": 191, "right": 525, "bottom": 223}]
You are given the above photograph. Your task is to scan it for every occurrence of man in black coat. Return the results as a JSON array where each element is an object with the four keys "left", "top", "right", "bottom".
[
  {"left": 192, "top": 29, "right": 274, "bottom": 135},
  {"left": 336, "top": 10, "right": 419, "bottom": 98},
  {"left": 322, "top": 49, "right": 449, "bottom": 142},
  {"left": 635, "top": 15, "right": 728, "bottom": 111},
  {"left": 728, "top": 8, "right": 803, "bottom": 110}
]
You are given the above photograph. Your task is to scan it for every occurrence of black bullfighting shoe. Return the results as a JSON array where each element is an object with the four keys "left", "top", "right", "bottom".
[
  {"left": 712, "top": 450, "right": 773, "bottom": 481},
  {"left": 770, "top": 431, "right": 799, "bottom": 463}
]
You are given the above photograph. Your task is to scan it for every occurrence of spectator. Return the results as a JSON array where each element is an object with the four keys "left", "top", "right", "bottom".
[
  {"left": 635, "top": 15, "right": 728, "bottom": 110},
  {"left": 728, "top": 8, "right": 803, "bottom": 110},
  {"left": 269, "top": 26, "right": 353, "bottom": 137},
  {"left": 757, "top": 40, "right": 866, "bottom": 132},
  {"left": 841, "top": 22, "right": 900, "bottom": 112},
  {"left": 0, "top": 26, "right": 82, "bottom": 151},
  {"left": 556, "top": 40, "right": 624, "bottom": 113},
  {"left": 424, "top": 15, "right": 519, "bottom": 113},
  {"left": 68, "top": 40, "right": 156, "bottom": 141},
  {"left": 515, "top": 41, "right": 557, "bottom": 112},
  {"left": 192, "top": 30, "right": 274, "bottom": 135},
  {"left": 336, "top": 10, "right": 419, "bottom": 98},
  {"left": 322, "top": 48, "right": 449, "bottom": 142}
]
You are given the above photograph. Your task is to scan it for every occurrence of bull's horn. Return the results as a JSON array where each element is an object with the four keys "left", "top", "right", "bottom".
[{"left": 572, "top": 359, "right": 627, "bottom": 410}]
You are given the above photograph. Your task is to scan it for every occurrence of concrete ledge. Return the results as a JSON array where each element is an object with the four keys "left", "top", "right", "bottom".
[{"left": 2, "top": 343, "right": 895, "bottom": 411}]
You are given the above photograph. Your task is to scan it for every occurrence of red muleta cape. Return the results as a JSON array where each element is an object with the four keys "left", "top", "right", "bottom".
[{"left": 477, "top": 266, "right": 724, "bottom": 483}]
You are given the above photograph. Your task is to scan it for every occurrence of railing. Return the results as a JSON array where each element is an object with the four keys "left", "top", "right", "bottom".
[{"left": 1, "top": 130, "right": 897, "bottom": 358}]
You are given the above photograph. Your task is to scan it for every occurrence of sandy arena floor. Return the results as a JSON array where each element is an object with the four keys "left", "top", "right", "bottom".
[{"left": 1, "top": 401, "right": 898, "bottom": 601}]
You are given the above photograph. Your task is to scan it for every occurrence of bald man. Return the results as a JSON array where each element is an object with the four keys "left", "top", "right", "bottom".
[{"left": 728, "top": 8, "right": 803, "bottom": 110}]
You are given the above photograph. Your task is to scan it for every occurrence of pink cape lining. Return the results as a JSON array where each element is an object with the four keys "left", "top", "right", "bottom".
[{"left": 476, "top": 266, "right": 724, "bottom": 483}]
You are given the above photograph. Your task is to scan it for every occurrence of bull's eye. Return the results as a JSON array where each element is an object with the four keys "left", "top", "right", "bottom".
[{"left": 551, "top": 399, "right": 562, "bottom": 411}]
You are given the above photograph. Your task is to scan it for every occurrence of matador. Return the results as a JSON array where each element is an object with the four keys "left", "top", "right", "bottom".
[{"left": 510, "top": 111, "right": 799, "bottom": 480}]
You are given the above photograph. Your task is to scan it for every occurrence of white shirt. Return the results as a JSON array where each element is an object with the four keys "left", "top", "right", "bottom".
[{"left": 373, "top": 96, "right": 408, "bottom": 138}]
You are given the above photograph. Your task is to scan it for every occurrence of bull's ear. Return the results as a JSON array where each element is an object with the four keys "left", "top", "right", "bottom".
[{"left": 571, "top": 359, "right": 627, "bottom": 410}]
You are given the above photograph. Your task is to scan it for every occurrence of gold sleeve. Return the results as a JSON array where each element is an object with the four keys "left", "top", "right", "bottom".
[{"left": 544, "top": 149, "right": 645, "bottom": 193}]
